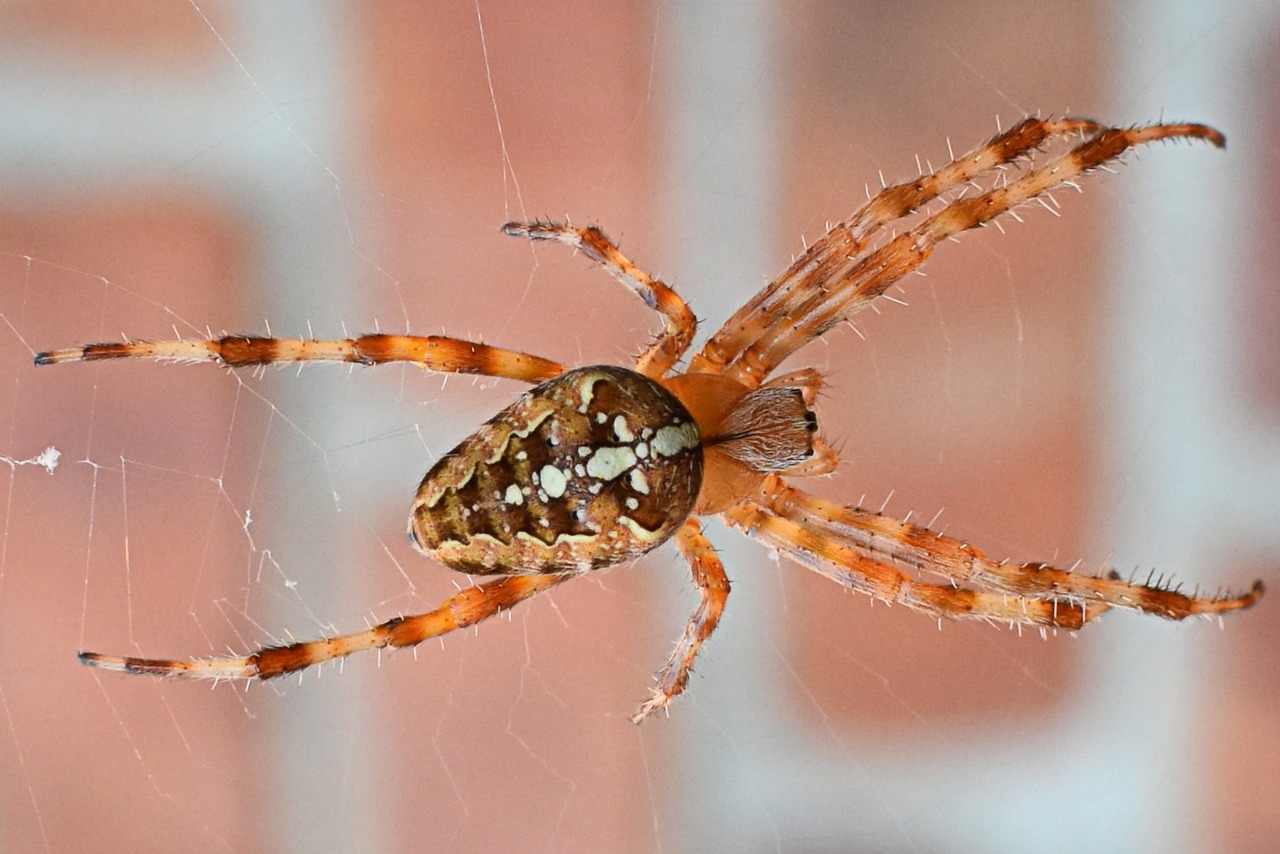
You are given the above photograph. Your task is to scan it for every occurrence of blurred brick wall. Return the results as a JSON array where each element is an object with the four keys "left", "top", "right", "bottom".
[{"left": 1, "top": 3, "right": 1274, "bottom": 852}]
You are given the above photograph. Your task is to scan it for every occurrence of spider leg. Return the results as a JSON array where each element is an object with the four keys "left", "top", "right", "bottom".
[
  {"left": 34, "top": 333, "right": 564, "bottom": 384},
  {"left": 701, "top": 120, "right": 1225, "bottom": 386},
  {"left": 632, "top": 518, "right": 729, "bottom": 723},
  {"left": 696, "top": 117, "right": 1105, "bottom": 377},
  {"left": 502, "top": 221, "right": 696, "bottom": 379},
  {"left": 732, "top": 476, "right": 1263, "bottom": 623},
  {"left": 78, "top": 572, "right": 574, "bottom": 681},
  {"left": 723, "top": 487, "right": 1109, "bottom": 630}
]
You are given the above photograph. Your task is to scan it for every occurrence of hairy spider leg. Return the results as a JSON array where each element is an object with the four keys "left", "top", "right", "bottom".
[
  {"left": 710, "top": 122, "right": 1226, "bottom": 386},
  {"left": 632, "top": 518, "right": 730, "bottom": 722},
  {"left": 724, "top": 497, "right": 1112, "bottom": 630},
  {"left": 35, "top": 333, "right": 565, "bottom": 385},
  {"left": 754, "top": 478, "right": 1264, "bottom": 617},
  {"left": 724, "top": 476, "right": 1263, "bottom": 628},
  {"left": 501, "top": 221, "right": 697, "bottom": 379},
  {"left": 78, "top": 572, "right": 574, "bottom": 680},
  {"left": 695, "top": 116, "right": 1106, "bottom": 377}
]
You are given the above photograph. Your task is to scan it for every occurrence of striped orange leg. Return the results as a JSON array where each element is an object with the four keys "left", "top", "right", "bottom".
[
  {"left": 695, "top": 117, "right": 1106, "bottom": 377},
  {"left": 722, "top": 492, "right": 1109, "bottom": 631},
  {"left": 34, "top": 333, "right": 565, "bottom": 384},
  {"left": 753, "top": 477, "right": 1264, "bottom": 620},
  {"left": 502, "top": 221, "right": 696, "bottom": 379},
  {"left": 79, "top": 572, "right": 575, "bottom": 681},
  {"left": 697, "top": 120, "right": 1226, "bottom": 386},
  {"left": 632, "top": 519, "right": 729, "bottom": 722}
]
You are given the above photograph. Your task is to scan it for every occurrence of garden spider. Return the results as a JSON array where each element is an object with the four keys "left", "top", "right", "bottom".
[{"left": 38, "top": 117, "right": 1263, "bottom": 723}]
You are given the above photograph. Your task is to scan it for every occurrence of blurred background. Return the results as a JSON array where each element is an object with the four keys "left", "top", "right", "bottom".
[{"left": 0, "top": 2, "right": 1276, "bottom": 852}]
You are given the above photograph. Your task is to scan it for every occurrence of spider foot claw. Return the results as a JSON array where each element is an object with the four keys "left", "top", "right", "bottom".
[
  {"left": 501, "top": 220, "right": 565, "bottom": 240},
  {"left": 630, "top": 689, "right": 674, "bottom": 724},
  {"left": 500, "top": 221, "right": 533, "bottom": 238}
]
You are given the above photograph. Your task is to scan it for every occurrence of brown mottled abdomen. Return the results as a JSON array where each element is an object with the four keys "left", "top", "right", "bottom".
[{"left": 409, "top": 366, "right": 703, "bottom": 575}]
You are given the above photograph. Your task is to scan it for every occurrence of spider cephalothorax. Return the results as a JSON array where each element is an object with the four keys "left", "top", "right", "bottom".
[{"left": 40, "top": 117, "right": 1263, "bottom": 722}]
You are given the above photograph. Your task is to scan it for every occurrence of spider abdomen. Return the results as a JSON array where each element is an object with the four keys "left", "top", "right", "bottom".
[{"left": 409, "top": 365, "right": 703, "bottom": 575}]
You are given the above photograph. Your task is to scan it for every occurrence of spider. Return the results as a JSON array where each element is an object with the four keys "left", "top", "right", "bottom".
[{"left": 38, "top": 117, "right": 1263, "bottom": 723}]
